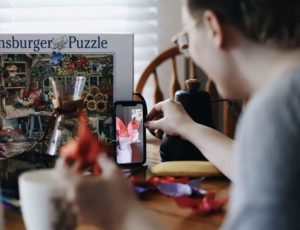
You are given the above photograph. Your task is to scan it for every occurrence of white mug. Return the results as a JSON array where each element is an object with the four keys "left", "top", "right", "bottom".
[{"left": 19, "top": 169, "right": 76, "bottom": 230}]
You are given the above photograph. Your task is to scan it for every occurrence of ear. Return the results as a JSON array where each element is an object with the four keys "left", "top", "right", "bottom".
[{"left": 202, "top": 10, "right": 225, "bottom": 49}]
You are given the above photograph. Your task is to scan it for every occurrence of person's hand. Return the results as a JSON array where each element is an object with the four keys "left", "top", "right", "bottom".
[
  {"left": 56, "top": 156, "right": 141, "bottom": 230},
  {"left": 145, "top": 99, "right": 194, "bottom": 139}
]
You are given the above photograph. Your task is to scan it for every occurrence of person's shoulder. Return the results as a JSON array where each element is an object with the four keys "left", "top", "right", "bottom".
[
  {"left": 237, "top": 66, "right": 300, "bottom": 137},
  {"left": 248, "top": 67, "right": 300, "bottom": 117}
]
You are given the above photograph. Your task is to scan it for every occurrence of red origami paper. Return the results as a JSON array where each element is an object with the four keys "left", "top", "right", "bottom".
[
  {"left": 174, "top": 192, "right": 228, "bottom": 215},
  {"left": 132, "top": 176, "right": 226, "bottom": 214},
  {"left": 59, "top": 111, "right": 109, "bottom": 175},
  {"left": 148, "top": 176, "right": 189, "bottom": 184},
  {"left": 131, "top": 176, "right": 189, "bottom": 186}
]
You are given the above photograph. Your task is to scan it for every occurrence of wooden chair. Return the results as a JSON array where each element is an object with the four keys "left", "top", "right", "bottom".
[
  {"left": 135, "top": 46, "right": 240, "bottom": 138},
  {"left": 135, "top": 47, "right": 197, "bottom": 103},
  {"left": 205, "top": 80, "right": 241, "bottom": 138}
]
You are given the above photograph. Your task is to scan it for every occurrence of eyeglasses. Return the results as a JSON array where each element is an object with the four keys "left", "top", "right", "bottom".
[
  {"left": 172, "top": 21, "right": 200, "bottom": 58},
  {"left": 172, "top": 32, "right": 189, "bottom": 57}
]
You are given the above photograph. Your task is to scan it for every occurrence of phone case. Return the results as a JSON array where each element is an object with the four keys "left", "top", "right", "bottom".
[{"left": 113, "top": 101, "right": 147, "bottom": 167}]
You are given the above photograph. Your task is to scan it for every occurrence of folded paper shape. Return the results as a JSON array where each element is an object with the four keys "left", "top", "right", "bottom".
[
  {"left": 60, "top": 111, "right": 108, "bottom": 175},
  {"left": 174, "top": 192, "right": 228, "bottom": 214}
]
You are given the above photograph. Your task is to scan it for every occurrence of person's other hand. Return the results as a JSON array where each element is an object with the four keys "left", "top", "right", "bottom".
[
  {"left": 56, "top": 156, "right": 140, "bottom": 230},
  {"left": 145, "top": 99, "right": 194, "bottom": 139}
]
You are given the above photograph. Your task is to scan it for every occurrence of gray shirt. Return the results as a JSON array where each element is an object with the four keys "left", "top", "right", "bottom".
[{"left": 222, "top": 67, "right": 300, "bottom": 230}]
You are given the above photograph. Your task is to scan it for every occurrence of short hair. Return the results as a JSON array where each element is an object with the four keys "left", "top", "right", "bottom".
[{"left": 187, "top": 0, "right": 300, "bottom": 49}]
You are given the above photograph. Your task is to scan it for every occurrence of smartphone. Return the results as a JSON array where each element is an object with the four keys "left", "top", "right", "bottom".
[{"left": 113, "top": 101, "right": 147, "bottom": 166}]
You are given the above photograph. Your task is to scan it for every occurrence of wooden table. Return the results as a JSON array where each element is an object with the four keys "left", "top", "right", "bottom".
[{"left": 4, "top": 138, "right": 230, "bottom": 230}]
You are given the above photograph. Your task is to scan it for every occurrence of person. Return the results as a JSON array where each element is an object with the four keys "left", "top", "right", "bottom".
[
  {"left": 58, "top": 0, "right": 300, "bottom": 229},
  {"left": 115, "top": 117, "right": 142, "bottom": 164},
  {"left": 127, "top": 115, "right": 141, "bottom": 143}
]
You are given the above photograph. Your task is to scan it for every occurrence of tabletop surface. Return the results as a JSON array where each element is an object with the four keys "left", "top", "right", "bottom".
[{"left": 4, "top": 137, "right": 230, "bottom": 230}]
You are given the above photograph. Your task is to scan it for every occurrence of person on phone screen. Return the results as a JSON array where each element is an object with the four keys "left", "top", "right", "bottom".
[
  {"left": 116, "top": 117, "right": 141, "bottom": 164},
  {"left": 115, "top": 117, "right": 132, "bottom": 164},
  {"left": 58, "top": 0, "right": 300, "bottom": 229},
  {"left": 127, "top": 115, "right": 141, "bottom": 143}
]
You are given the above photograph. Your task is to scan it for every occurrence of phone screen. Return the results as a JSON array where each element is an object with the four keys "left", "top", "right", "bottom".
[{"left": 115, "top": 102, "right": 145, "bottom": 165}]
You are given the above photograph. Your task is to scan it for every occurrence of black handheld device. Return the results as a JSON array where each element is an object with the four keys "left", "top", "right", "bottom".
[{"left": 113, "top": 101, "right": 147, "bottom": 166}]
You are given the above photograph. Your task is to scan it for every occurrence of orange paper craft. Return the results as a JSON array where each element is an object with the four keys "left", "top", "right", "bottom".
[{"left": 59, "top": 111, "right": 108, "bottom": 175}]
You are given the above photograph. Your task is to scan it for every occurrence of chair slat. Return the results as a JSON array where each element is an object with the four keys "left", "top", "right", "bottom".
[
  {"left": 153, "top": 69, "right": 164, "bottom": 104},
  {"left": 188, "top": 59, "right": 197, "bottom": 79},
  {"left": 223, "top": 102, "right": 236, "bottom": 138},
  {"left": 135, "top": 47, "right": 181, "bottom": 94},
  {"left": 170, "top": 57, "right": 181, "bottom": 98}
]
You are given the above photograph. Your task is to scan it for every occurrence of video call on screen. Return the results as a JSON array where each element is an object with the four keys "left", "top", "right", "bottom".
[{"left": 115, "top": 104, "right": 144, "bottom": 164}]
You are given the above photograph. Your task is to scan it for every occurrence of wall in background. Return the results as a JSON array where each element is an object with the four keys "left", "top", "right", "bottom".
[{"left": 157, "top": 0, "right": 182, "bottom": 52}]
